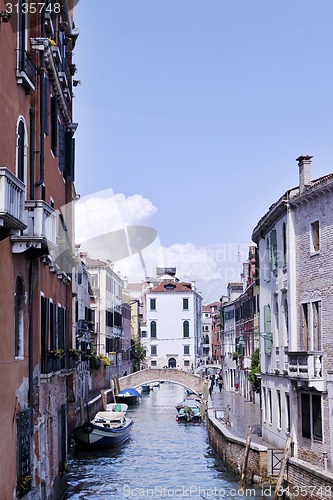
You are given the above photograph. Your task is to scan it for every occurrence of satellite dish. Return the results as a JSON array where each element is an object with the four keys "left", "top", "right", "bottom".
[{"left": 54, "top": 225, "right": 158, "bottom": 275}]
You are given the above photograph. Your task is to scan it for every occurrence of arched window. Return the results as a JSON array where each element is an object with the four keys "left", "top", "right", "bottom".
[
  {"left": 168, "top": 357, "right": 176, "bottom": 368},
  {"left": 14, "top": 276, "right": 25, "bottom": 358},
  {"left": 16, "top": 118, "right": 27, "bottom": 186},
  {"left": 150, "top": 321, "right": 156, "bottom": 338},
  {"left": 284, "top": 299, "right": 289, "bottom": 344},
  {"left": 183, "top": 320, "right": 189, "bottom": 338}
]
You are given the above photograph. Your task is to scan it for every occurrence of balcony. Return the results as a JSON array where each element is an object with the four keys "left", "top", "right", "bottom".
[
  {"left": 288, "top": 351, "right": 324, "bottom": 391},
  {"left": 16, "top": 50, "right": 37, "bottom": 93},
  {"left": 0, "top": 168, "right": 26, "bottom": 237},
  {"left": 11, "top": 200, "right": 57, "bottom": 256}
]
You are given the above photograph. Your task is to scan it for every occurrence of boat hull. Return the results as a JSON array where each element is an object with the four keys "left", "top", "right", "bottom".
[
  {"left": 73, "top": 418, "right": 134, "bottom": 449},
  {"left": 115, "top": 394, "right": 140, "bottom": 406}
]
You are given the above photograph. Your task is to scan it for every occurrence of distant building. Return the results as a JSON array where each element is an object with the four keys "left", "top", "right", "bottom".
[
  {"left": 81, "top": 254, "right": 125, "bottom": 376},
  {"left": 141, "top": 270, "right": 202, "bottom": 370},
  {"left": 201, "top": 305, "right": 213, "bottom": 363}
]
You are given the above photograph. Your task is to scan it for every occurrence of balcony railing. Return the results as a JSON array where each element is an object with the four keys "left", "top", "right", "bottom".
[
  {"left": 288, "top": 351, "right": 324, "bottom": 391},
  {"left": 16, "top": 50, "right": 37, "bottom": 92},
  {"left": 11, "top": 200, "right": 57, "bottom": 255},
  {"left": 0, "top": 167, "right": 26, "bottom": 231}
]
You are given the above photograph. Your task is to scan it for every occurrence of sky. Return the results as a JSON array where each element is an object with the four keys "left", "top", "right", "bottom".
[{"left": 72, "top": 0, "right": 333, "bottom": 302}]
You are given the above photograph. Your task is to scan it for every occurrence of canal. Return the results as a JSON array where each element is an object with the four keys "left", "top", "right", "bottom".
[{"left": 65, "top": 383, "right": 272, "bottom": 499}]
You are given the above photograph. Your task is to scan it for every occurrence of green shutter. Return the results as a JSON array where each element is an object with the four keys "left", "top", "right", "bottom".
[{"left": 270, "top": 230, "right": 277, "bottom": 271}]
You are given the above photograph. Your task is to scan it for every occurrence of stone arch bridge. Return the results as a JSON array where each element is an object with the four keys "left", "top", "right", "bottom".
[
  {"left": 119, "top": 368, "right": 208, "bottom": 397},
  {"left": 194, "top": 364, "right": 222, "bottom": 376}
]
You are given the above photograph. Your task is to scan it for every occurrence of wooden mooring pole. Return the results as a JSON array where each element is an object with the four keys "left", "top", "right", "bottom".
[
  {"left": 272, "top": 436, "right": 292, "bottom": 500},
  {"left": 240, "top": 426, "right": 252, "bottom": 489}
]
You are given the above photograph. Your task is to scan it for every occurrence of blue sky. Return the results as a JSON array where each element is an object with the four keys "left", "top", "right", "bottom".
[{"left": 73, "top": 0, "right": 333, "bottom": 301}]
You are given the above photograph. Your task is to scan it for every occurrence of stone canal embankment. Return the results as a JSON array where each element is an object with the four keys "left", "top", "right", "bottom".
[{"left": 208, "top": 389, "right": 333, "bottom": 500}]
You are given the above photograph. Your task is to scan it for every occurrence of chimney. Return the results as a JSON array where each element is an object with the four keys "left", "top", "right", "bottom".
[{"left": 296, "top": 155, "right": 313, "bottom": 194}]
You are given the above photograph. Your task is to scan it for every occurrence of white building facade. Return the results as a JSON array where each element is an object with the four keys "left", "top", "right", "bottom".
[
  {"left": 142, "top": 278, "right": 202, "bottom": 371},
  {"left": 252, "top": 156, "right": 333, "bottom": 471}
]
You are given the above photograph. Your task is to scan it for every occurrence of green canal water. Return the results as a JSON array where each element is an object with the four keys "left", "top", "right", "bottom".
[{"left": 65, "top": 383, "right": 273, "bottom": 499}]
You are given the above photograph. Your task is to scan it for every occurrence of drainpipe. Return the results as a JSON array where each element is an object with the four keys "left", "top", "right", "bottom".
[
  {"left": 35, "top": 9, "right": 45, "bottom": 195},
  {"left": 286, "top": 195, "right": 298, "bottom": 456},
  {"left": 28, "top": 260, "right": 35, "bottom": 432}
]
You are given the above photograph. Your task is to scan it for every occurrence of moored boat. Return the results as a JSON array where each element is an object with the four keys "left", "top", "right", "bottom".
[
  {"left": 115, "top": 388, "right": 141, "bottom": 406},
  {"left": 175, "top": 399, "right": 202, "bottom": 423},
  {"left": 72, "top": 411, "right": 134, "bottom": 449},
  {"left": 106, "top": 402, "right": 128, "bottom": 415},
  {"left": 140, "top": 384, "right": 151, "bottom": 393}
]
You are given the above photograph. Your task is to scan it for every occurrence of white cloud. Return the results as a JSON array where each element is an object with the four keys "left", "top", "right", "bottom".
[
  {"left": 75, "top": 189, "right": 158, "bottom": 243},
  {"left": 72, "top": 189, "right": 252, "bottom": 302},
  {"left": 161, "top": 242, "right": 252, "bottom": 302}
]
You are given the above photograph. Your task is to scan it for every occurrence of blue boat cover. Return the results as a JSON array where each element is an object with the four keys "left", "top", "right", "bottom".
[{"left": 119, "top": 388, "right": 141, "bottom": 397}]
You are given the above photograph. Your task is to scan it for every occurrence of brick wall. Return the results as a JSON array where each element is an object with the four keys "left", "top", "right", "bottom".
[
  {"left": 207, "top": 407, "right": 269, "bottom": 484},
  {"left": 287, "top": 458, "right": 333, "bottom": 500},
  {"left": 293, "top": 188, "right": 333, "bottom": 468}
]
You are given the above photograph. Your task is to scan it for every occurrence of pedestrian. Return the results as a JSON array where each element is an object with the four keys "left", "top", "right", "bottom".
[
  {"left": 218, "top": 373, "right": 223, "bottom": 392},
  {"left": 209, "top": 376, "right": 214, "bottom": 397},
  {"left": 215, "top": 373, "right": 219, "bottom": 386}
]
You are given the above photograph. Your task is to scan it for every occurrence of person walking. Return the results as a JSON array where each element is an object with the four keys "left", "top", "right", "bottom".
[{"left": 218, "top": 372, "right": 223, "bottom": 392}]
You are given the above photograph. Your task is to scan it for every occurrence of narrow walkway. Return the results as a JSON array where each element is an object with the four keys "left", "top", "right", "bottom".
[{"left": 210, "top": 387, "right": 272, "bottom": 448}]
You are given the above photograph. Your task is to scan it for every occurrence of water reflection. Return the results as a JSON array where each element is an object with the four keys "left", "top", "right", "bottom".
[{"left": 65, "top": 383, "right": 271, "bottom": 499}]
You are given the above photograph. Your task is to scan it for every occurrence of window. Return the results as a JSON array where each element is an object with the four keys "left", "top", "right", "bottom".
[
  {"left": 184, "top": 360, "right": 190, "bottom": 367},
  {"left": 270, "top": 229, "right": 278, "bottom": 271},
  {"left": 264, "top": 305, "right": 272, "bottom": 354},
  {"left": 50, "top": 96, "right": 58, "bottom": 156},
  {"left": 300, "top": 303, "right": 309, "bottom": 351},
  {"left": 268, "top": 389, "right": 272, "bottom": 424},
  {"left": 14, "top": 276, "right": 25, "bottom": 358},
  {"left": 150, "top": 321, "right": 157, "bottom": 338},
  {"left": 283, "top": 298, "right": 289, "bottom": 345},
  {"left": 277, "top": 390, "right": 281, "bottom": 429},
  {"left": 310, "top": 221, "right": 320, "bottom": 253},
  {"left": 16, "top": 118, "right": 27, "bottom": 188},
  {"left": 150, "top": 298, "right": 156, "bottom": 310},
  {"left": 183, "top": 298, "right": 189, "bottom": 310},
  {"left": 151, "top": 345, "right": 157, "bottom": 356},
  {"left": 183, "top": 320, "right": 189, "bottom": 338},
  {"left": 151, "top": 360, "right": 157, "bottom": 367},
  {"left": 282, "top": 222, "right": 287, "bottom": 266},
  {"left": 285, "top": 393, "right": 290, "bottom": 433},
  {"left": 141, "top": 330, "right": 147, "bottom": 338},
  {"left": 90, "top": 274, "right": 98, "bottom": 288},
  {"left": 184, "top": 345, "right": 190, "bottom": 355},
  {"left": 301, "top": 393, "right": 322, "bottom": 441},
  {"left": 262, "top": 388, "right": 266, "bottom": 423},
  {"left": 313, "top": 301, "right": 321, "bottom": 351}
]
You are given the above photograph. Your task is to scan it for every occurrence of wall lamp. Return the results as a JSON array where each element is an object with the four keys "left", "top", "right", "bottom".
[{"left": 0, "top": 10, "right": 12, "bottom": 24}]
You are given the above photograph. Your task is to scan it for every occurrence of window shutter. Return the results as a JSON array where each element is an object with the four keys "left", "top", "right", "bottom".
[
  {"left": 42, "top": 76, "right": 49, "bottom": 135},
  {"left": 58, "top": 306, "right": 65, "bottom": 350},
  {"left": 58, "top": 123, "right": 65, "bottom": 171},
  {"left": 50, "top": 97, "right": 58, "bottom": 156},
  {"left": 65, "top": 132, "right": 75, "bottom": 181},
  {"left": 270, "top": 229, "right": 277, "bottom": 271}
]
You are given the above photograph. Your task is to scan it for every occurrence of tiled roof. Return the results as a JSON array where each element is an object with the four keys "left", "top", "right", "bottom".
[
  {"left": 149, "top": 281, "right": 193, "bottom": 293},
  {"left": 228, "top": 282, "right": 243, "bottom": 288},
  {"left": 126, "top": 283, "right": 142, "bottom": 291},
  {"left": 85, "top": 257, "right": 107, "bottom": 267}
]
